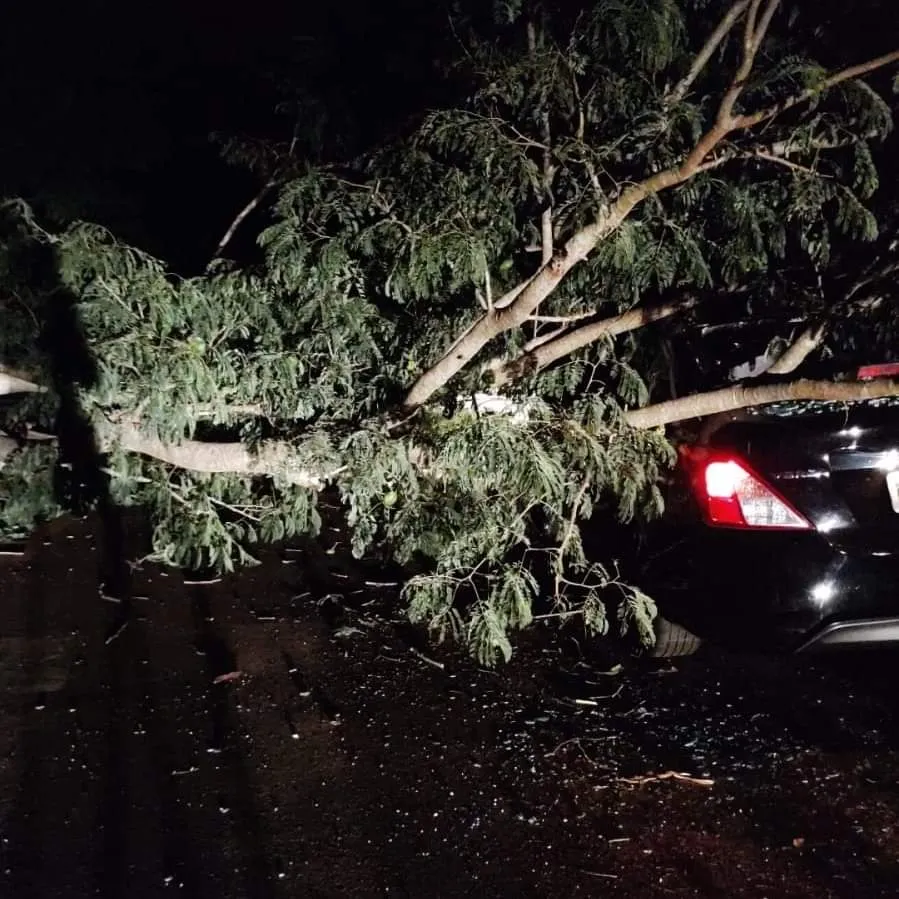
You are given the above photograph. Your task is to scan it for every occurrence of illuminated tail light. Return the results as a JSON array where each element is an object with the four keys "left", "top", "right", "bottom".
[
  {"left": 682, "top": 449, "right": 812, "bottom": 530},
  {"left": 858, "top": 362, "right": 899, "bottom": 380}
]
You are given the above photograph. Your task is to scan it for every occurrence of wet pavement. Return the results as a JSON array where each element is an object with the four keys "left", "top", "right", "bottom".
[{"left": 2, "top": 517, "right": 899, "bottom": 897}]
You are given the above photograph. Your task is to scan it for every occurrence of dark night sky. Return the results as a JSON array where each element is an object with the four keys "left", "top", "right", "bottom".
[
  {"left": 1, "top": 1, "right": 455, "bottom": 270},
  {"left": 1, "top": 1, "right": 897, "bottom": 273}
]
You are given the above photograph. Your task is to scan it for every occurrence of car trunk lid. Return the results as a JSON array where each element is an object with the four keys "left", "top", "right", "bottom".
[{"left": 708, "top": 399, "right": 899, "bottom": 555}]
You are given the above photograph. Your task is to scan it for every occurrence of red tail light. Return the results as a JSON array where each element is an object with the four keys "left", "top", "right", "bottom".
[
  {"left": 681, "top": 448, "right": 812, "bottom": 530},
  {"left": 858, "top": 362, "right": 899, "bottom": 380}
]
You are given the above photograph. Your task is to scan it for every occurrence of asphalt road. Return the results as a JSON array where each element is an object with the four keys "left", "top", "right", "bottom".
[{"left": 3, "top": 517, "right": 899, "bottom": 898}]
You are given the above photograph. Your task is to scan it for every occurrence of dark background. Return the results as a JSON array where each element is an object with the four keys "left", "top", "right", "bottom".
[{"left": 0, "top": 1, "right": 460, "bottom": 271}]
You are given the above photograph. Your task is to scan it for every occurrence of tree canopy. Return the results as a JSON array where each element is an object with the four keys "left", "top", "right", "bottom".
[{"left": 2, "top": 0, "right": 899, "bottom": 663}]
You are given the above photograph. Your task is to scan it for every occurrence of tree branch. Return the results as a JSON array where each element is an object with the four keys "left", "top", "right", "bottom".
[
  {"left": 493, "top": 277, "right": 536, "bottom": 310},
  {"left": 540, "top": 208, "right": 554, "bottom": 267},
  {"left": 0, "top": 368, "right": 46, "bottom": 395},
  {"left": 695, "top": 132, "right": 875, "bottom": 175},
  {"left": 712, "top": 0, "right": 779, "bottom": 127},
  {"left": 400, "top": 7, "right": 774, "bottom": 410},
  {"left": 485, "top": 297, "right": 699, "bottom": 388},
  {"left": 208, "top": 178, "right": 278, "bottom": 269},
  {"left": 19, "top": 378, "right": 899, "bottom": 484},
  {"left": 766, "top": 324, "right": 826, "bottom": 374},
  {"left": 667, "top": 1, "right": 751, "bottom": 103},
  {"left": 400, "top": 25, "right": 899, "bottom": 412},
  {"left": 625, "top": 378, "right": 899, "bottom": 430},
  {"left": 76, "top": 381, "right": 899, "bottom": 485},
  {"left": 732, "top": 48, "right": 899, "bottom": 131},
  {"left": 526, "top": 311, "right": 597, "bottom": 324},
  {"left": 747, "top": 150, "right": 823, "bottom": 176},
  {"left": 94, "top": 420, "right": 336, "bottom": 489}
]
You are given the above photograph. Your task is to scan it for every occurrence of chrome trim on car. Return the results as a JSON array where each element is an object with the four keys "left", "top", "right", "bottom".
[{"left": 796, "top": 617, "right": 899, "bottom": 652}]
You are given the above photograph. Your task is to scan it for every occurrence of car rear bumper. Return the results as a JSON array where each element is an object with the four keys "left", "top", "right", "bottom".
[
  {"left": 796, "top": 617, "right": 899, "bottom": 652},
  {"left": 639, "top": 527, "right": 899, "bottom": 653}
]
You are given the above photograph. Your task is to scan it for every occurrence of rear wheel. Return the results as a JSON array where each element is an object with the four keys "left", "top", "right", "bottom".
[{"left": 650, "top": 615, "right": 702, "bottom": 658}]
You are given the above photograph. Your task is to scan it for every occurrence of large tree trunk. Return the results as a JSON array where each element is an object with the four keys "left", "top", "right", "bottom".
[{"left": 84, "top": 378, "right": 899, "bottom": 482}]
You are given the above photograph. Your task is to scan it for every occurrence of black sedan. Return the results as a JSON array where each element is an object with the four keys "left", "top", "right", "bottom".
[{"left": 641, "top": 376, "right": 899, "bottom": 658}]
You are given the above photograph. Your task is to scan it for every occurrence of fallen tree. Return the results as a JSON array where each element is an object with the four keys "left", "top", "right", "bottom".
[{"left": 2, "top": 0, "right": 899, "bottom": 662}]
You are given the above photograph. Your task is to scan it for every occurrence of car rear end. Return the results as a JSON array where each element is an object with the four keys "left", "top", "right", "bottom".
[{"left": 644, "top": 393, "right": 899, "bottom": 653}]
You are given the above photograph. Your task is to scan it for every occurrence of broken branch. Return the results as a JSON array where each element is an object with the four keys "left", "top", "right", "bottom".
[{"left": 618, "top": 770, "right": 715, "bottom": 788}]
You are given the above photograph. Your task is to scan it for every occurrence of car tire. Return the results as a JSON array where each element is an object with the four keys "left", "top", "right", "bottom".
[{"left": 650, "top": 616, "right": 702, "bottom": 658}]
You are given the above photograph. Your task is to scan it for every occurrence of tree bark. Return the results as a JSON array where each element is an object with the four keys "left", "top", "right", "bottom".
[
  {"left": 767, "top": 325, "right": 826, "bottom": 375},
  {"left": 485, "top": 297, "right": 699, "bottom": 388},
  {"left": 0, "top": 369, "right": 45, "bottom": 395},
  {"left": 93, "top": 420, "right": 337, "bottom": 489},
  {"left": 624, "top": 377, "right": 899, "bottom": 429}
]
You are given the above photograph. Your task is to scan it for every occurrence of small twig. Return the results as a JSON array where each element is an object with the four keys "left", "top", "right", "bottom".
[
  {"left": 544, "top": 736, "right": 611, "bottom": 760},
  {"left": 751, "top": 150, "right": 825, "bottom": 176},
  {"left": 104, "top": 620, "right": 129, "bottom": 646},
  {"left": 597, "top": 684, "right": 625, "bottom": 700},
  {"left": 618, "top": 770, "right": 715, "bottom": 788},
  {"left": 521, "top": 324, "right": 570, "bottom": 354},
  {"left": 207, "top": 496, "right": 262, "bottom": 523},
  {"left": 208, "top": 178, "right": 278, "bottom": 268},
  {"left": 409, "top": 646, "right": 445, "bottom": 670},
  {"left": 532, "top": 609, "right": 584, "bottom": 621},
  {"left": 0, "top": 547, "right": 26, "bottom": 557}
]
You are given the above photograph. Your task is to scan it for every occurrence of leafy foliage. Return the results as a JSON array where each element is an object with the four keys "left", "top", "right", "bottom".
[
  {"left": 0, "top": 444, "right": 62, "bottom": 540},
  {"left": 1, "top": 1, "right": 897, "bottom": 661}
]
